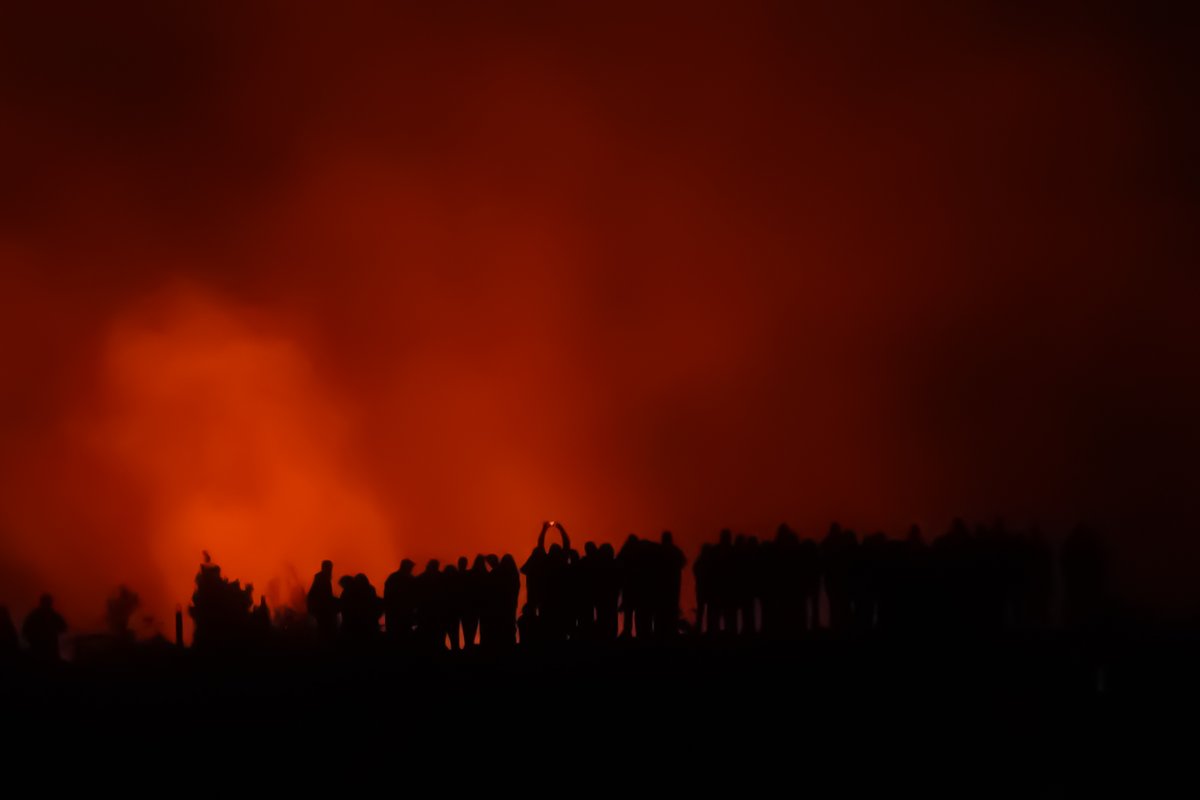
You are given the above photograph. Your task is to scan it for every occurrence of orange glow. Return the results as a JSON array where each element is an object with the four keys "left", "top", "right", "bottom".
[
  {"left": 83, "top": 285, "right": 397, "bottom": 635},
  {"left": 0, "top": 3, "right": 1198, "bottom": 628}
]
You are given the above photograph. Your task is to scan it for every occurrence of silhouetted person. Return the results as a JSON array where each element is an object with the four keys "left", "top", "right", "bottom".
[
  {"left": 358, "top": 573, "right": 382, "bottom": 635},
  {"left": 542, "top": 543, "right": 571, "bottom": 642},
  {"left": 23, "top": 594, "right": 67, "bottom": 662},
  {"left": 524, "top": 521, "right": 572, "bottom": 640},
  {"left": 931, "top": 519, "right": 973, "bottom": 629},
  {"left": 463, "top": 555, "right": 488, "bottom": 648},
  {"left": 340, "top": 573, "right": 382, "bottom": 641},
  {"left": 892, "top": 525, "right": 930, "bottom": 632},
  {"left": 522, "top": 522, "right": 554, "bottom": 619},
  {"left": 694, "top": 543, "right": 714, "bottom": 635},
  {"left": 548, "top": 525, "right": 585, "bottom": 639},
  {"left": 711, "top": 529, "right": 736, "bottom": 635},
  {"left": 822, "top": 523, "right": 857, "bottom": 631},
  {"left": 448, "top": 556, "right": 471, "bottom": 648},
  {"left": 494, "top": 554, "right": 520, "bottom": 647},
  {"left": 106, "top": 585, "right": 140, "bottom": 640},
  {"left": 384, "top": 559, "right": 417, "bottom": 645},
  {"left": 617, "top": 534, "right": 642, "bottom": 637},
  {"left": 973, "top": 520, "right": 1010, "bottom": 631},
  {"left": 577, "top": 542, "right": 601, "bottom": 639},
  {"left": 443, "top": 564, "right": 462, "bottom": 651},
  {"left": 874, "top": 533, "right": 911, "bottom": 632},
  {"left": 253, "top": 596, "right": 272, "bottom": 636},
  {"left": 731, "top": 535, "right": 759, "bottom": 636},
  {"left": 477, "top": 555, "right": 499, "bottom": 648},
  {"left": 853, "top": 532, "right": 886, "bottom": 630},
  {"left": 656, "top": 531, "right": 686, "bottom": 638},
  {"left": 307, "top": 560, "right": 338, "bottom": 641},
  {"left": 517, "top": 602, "right": 541, "bottom": 646},
  {"left": 797, "top": 537, "right": 821, "bottom": 632},
  {"left": 415, "top": 560, "right": 445, "bottom": 651},
  {"left": 761, "top": 524, "right": 806, "bottom": 638},
  {"left": 0, "top": 606, "right": 19, "bottom": 661},
  {"left": 190, "top": 555, "right": 254, "bottom": 649},
  {"left": 594, "top": 543, "right": 620, "bottom": 641}
]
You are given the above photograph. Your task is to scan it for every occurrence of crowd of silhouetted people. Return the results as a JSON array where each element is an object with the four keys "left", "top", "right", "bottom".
[
  {"left": 304, "top": 552, "right": 522, "bottom": 650},
  {"left": 0, "top": 518, "right": 1112, "bottom": 661},
  {"left": 295, "top": 521, "right": 689, "bottom": 651},
  {"left": 693, "top": 521, "right": 1105, "bottom": 638}
]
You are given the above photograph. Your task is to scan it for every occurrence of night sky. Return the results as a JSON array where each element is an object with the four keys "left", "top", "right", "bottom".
[{"left": 1, "top": 2, "right": 1197, "bottom": 632}]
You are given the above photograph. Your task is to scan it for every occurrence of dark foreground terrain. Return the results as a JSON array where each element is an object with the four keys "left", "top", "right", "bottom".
[{"left": 3, "top": 630, "right": 1195, "bottom": 795}]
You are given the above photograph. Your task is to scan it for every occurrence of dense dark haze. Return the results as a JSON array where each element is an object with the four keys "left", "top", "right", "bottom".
[{"left": 0, "top": 2, "right": 1197, "bottom": 632}]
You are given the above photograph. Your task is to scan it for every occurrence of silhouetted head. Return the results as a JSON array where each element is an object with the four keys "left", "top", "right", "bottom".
[
  {"left": 624, "top": 534, "right": 639, "bottom": 547},
  {"left": 338, "top": 576, "right": 354, "bottom": 591},
  {"left": 585, "top": 542, "right": 597, "bottom": 556},
  {"left": 472, "top": 555, "right": 487, "bottom": 571},
  {"left": 401, "top": 559, "right": 415, "bottom": 575},
  {"left": 354, "top": 573, "right": 371, "bottom": 588},
  {"left": 39, "top": 594, "right": 54, "bottom": 609},
  {"left": 444, "top": 565, "right": 458, "bottom": 576},
  {"left": 458, "top": 556, "right": 468, "bottom": 571},
  {"left": 719, "top": 529, "right": 732, "bottom": 546},
  {"left": 599, "top": 543, "right": 615, "bottom": 558},
  {"left": 776, "top": 523, "right": 797, "bottom": 542},
  {"left": 500, "top": 554, "right": 516, "bottom": 570},
  {"left": 548, "top": 543, "right": 562, "bottom": 558},
  {"left": 424, "top": 559, "right": 440, "bottom": 573},
  {"left": 661, "top": 531, "right": 674, "bottom": 546},
  {"left": 907, "top": 525, "right": 922, "bottom": 544},
  {"left": 321, "top": 560, "right": 333, "bottom": 575},
  {"left": 486, "top": 554, "right": 500, "bottom": 568}
]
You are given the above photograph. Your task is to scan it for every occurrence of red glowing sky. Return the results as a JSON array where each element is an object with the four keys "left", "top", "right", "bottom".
[{"left": 1, "top": 2, "right": 1198, "bottom": 630}]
